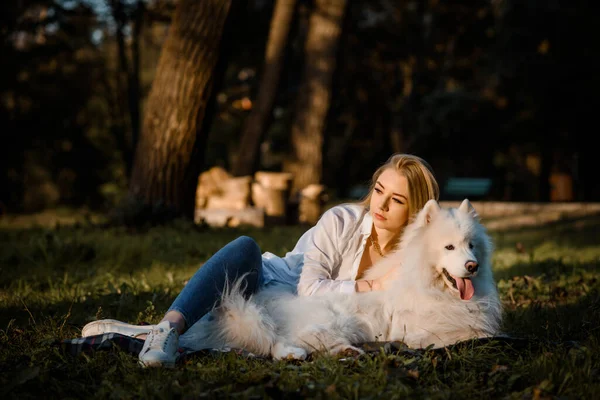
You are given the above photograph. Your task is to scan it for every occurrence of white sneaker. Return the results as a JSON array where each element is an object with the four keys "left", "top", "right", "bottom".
[
  {"left": 81, "top": 319, "right": 154, "bottom": 338},
  {"left": 138, "top": 320, "right": 180, "bottom": 368}
]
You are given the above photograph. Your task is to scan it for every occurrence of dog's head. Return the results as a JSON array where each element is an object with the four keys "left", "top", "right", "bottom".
[{"left": 401, "top": 198, "right": 493, "bottom": 300}]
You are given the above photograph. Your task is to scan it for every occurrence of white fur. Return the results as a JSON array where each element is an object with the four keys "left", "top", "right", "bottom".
[{"left": 180, "top": 199, "right": 503, "bottom": 359}]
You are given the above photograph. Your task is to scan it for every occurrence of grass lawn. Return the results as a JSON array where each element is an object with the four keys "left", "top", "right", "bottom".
[{"left": 1, "top": 209, "right": 600, "bottom": 399}]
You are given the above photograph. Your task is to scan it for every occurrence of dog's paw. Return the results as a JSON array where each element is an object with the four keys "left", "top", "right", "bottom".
[
  {"left": 272, "top": 342, "right": 308, "bottom": 360},
  {"left": 331, "top": 344, "right": 364, "bottom": 358}
]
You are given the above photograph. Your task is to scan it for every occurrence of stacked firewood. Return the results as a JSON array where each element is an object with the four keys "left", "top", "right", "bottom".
[{"left": 194, "top": 167, "right": 327, "bottom": 228}]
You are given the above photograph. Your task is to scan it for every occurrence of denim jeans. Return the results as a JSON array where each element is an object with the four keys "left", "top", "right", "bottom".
[{"left": 167, "top": 235, "right": 263, "bottom": 330}]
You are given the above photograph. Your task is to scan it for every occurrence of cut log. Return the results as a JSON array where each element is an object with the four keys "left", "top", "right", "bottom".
[
  {"left": 299, "top": 183, "right": 328, "bottom": 225},
  {"left": 252, "top": 171, "right": 293, "bottom": 217},
  {"left": 205, "top": 196, "right": 249, "bottom": 211},
  {"left": 195, "top": 207, "right": 265, "bottom": 228},
  {"left": 205, "top": 175, "right": 253, "bottom": 210},
  {"left": 195, "top": 166, "right": 232, "bottom": 208},
  {"left": 252, "top": 183, "right": 288, "bottom": 217},
  {"left": 254, "top": 171, "right": 293, "bottom": 190}
]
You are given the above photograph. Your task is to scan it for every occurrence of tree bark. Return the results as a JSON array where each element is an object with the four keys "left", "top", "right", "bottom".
[
  {"left": 129, "top": 0, "right": 238, "bottom": 218},
  {"left": 129, "top": 0, "right": 143, "bottom": 166},
  {"left": 109, "top": 0, "right": 142, "bottom": 178},
  {"left": 283, "top": 0, "right": 347, "bottom": 195},
  {"left": 231, "top": 0, "right": 298, "bottom": 177}
]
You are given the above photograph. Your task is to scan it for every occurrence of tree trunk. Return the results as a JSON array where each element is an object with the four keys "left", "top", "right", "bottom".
[
  {"left": 129, "top": 0, "right": 143, "bottom": 166},
  {"left": 283, "top": 0, "right": 347, "bottom": 196},
  {"left": 110, "top": 0, "right": 143, "bottom": 179},
  {"left": 129, "top": 0, "right": 238, "bottom": 218},
  {"left": 389, "top": 60, "right": 415, "bottom": 154},
  {"left": 231, "top": 0, "right": 298, "bottom": 177}
]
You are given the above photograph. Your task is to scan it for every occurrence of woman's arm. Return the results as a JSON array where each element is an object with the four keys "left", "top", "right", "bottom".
[
  {"left": 297, "top": 207, "right": 356, "bottom": 296},
  {"left": 354, "top": 275, "right": 389, "bottom": 292},
  {"left": 354, "top": 279, "right": 383, "bottom": 292},
  {"left": 357, "top": 253, "right": 399, "bottom": 292}
]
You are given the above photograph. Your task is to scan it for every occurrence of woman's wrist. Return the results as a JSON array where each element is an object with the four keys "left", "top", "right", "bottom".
[
  {"left": 355, "top": 279, "right": 379, "bottom": 292},
  {"left": 355, "top": 280, "right": 370, "bottom": 292}
]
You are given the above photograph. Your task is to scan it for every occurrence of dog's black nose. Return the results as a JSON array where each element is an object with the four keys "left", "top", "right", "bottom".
[{"left": 465, "top": 260, "right": 478, "bottom": 273}]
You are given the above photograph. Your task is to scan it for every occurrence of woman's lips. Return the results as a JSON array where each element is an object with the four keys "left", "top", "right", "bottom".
[{"left": 374, "top": 213, "right": 386, "bottom": 221}]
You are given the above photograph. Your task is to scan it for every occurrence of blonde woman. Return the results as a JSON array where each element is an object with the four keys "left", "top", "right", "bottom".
[{"left": 82, "top": 153, "right": 439, "bottom": 367}]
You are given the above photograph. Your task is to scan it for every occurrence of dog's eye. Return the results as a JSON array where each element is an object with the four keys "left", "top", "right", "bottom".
[
  {"left": 469, "top": 242, "right": 474, "bottom": 249},
  {"left": 445, "top": 244, "right": 454, "bottom": 250}
]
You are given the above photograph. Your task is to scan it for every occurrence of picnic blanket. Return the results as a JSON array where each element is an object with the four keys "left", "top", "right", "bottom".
[
  {"left": 56, "top": 333, "right": 263, "bottom": 361},
  {"left": 56, "top": 333, "right": 532, "bottom": 364}
]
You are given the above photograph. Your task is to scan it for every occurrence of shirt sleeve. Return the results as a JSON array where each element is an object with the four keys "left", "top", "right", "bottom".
[{"left": 297, "top": 207, "right": 357, "bottom": 296}]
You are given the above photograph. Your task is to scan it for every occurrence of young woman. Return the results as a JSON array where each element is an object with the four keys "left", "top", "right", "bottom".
[{"left": 82, "top": 153, "right": 440, "bottom": 367}]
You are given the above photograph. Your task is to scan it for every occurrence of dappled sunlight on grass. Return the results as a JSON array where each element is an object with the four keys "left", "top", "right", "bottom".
[{"left": 1, "top": 210, "right": 600, "bottom": 398}]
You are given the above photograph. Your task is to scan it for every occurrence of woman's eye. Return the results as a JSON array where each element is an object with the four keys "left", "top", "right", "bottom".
[
  {"left": 445, "top": 244, "right": 455, "bottom": 250},
  {"left": 392, "top": 198, "right": 402, "bottom": 204},
  {"left": 374, "top": 188, "right": 382, "bottom": 194}
]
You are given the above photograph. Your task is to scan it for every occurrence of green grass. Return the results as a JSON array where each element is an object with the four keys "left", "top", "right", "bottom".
[{"left": 1, "top": 212, "right": 600, "bottom": 399}]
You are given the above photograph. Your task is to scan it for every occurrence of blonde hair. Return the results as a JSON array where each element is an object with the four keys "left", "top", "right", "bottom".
[{"left": 359, "top": 153, "right": 439, "bottom": 222}]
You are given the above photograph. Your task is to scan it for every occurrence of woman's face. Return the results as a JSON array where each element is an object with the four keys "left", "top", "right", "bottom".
[{"left": 370, "top": 168, "right": 410, "bottom": 233}]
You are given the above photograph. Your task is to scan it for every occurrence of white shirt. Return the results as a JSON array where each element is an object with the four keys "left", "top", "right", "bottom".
[{"left": 261, "top": 203, "right": 372, "bottom": 296}]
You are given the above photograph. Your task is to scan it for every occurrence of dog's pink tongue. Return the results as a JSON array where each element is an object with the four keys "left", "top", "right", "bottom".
[{"left": 454, "top": 276, "right": 475, "bottom": 300}]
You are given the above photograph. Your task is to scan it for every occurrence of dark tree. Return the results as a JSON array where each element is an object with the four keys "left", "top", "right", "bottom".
[
  {"left": 129, "top": 0, "right": 243, "bottom": 218},
  {"left": 283, "top": 0, "right": 348, "bottom": 195},
  {"left": 231, "top": 0, "right": 298, "bottom": 177}
]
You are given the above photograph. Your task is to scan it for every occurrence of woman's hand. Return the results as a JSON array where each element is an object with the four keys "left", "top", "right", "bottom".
[
  {"left": 355, "top": 280, "right": 373, "bottom": 292},
  {"left": 373, "top": 267, "right": 397, "bottom": 291},
  {"left": 355, "top": 267, "right": 397, "bottom": 292}
]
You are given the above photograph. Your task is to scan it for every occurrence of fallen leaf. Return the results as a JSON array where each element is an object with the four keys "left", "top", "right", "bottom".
[{"left": 407, "top": 369, "right": 419, "bottom": 379}]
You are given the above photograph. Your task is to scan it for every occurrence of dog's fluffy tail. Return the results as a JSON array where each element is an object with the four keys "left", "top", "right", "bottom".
[
  {"left": 181, "top": 273, "right": 277, "bottom": 356},
  {"left": 215, "top": 274, "right": 278, "bottom": 355}
]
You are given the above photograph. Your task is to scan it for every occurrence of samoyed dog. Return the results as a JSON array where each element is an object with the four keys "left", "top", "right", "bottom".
[{"left": 180, "top": 199, "right": 503, "bottom": 359}]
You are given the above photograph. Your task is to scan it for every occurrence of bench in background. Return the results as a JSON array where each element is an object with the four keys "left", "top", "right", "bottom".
[{"left": 443, "top": 177, "right": 492, "bottom": 200}]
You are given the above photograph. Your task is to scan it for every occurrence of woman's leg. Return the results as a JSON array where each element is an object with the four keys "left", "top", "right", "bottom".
[{"left": 161, "top": 235, "right": 263, "bottom": 334}]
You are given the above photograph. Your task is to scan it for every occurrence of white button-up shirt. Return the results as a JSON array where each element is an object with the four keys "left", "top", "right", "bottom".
[{"left": 261, "top": 203, "right": 372, "bottom": 296}]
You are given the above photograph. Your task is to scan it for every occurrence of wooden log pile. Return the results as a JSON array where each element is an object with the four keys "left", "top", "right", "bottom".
[
  {"left": 194, "top": 167, "right": 325, "bottom": 228},
  {"left": 252, "top": 171, "right": 293, "bottom": 224},
  {"left": 298, "top": 183, "right": 328, "bottom": 225}
]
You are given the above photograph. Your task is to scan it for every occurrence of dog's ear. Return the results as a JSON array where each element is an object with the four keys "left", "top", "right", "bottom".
[
  {"left": 458, "top": 198, "right": 479, "bottom": 220},
  {"left": 416, "top": 199, "right": 440, "bottom": 226}
]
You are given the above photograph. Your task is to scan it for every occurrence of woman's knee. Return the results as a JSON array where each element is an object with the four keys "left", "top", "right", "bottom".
[{"left": 231, "top": 235, "right": 261, "bottom": 259}]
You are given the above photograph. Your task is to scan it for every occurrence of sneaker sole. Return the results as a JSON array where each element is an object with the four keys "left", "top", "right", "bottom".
[{"left": 81, "top": 319, "right": 154, "bottom": 338}]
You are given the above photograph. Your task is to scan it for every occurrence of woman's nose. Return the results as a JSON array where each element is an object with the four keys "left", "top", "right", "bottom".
[{"left": 379, "top": 198, "right": 389, "bottom": 211}]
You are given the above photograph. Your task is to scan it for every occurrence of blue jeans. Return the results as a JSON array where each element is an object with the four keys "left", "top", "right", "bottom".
[{"left": 168, "top": 236, "right": 263, "bottom": 330}]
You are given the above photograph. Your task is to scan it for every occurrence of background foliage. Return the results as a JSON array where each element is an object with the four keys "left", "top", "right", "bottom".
[
  {"left": 1, "top": 211, "right": 600, "bottom": 398},
  {"left": 1, "top": 0, "right": 598, "bottom": 215}
]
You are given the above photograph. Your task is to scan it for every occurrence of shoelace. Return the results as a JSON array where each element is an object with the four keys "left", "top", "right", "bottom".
[{"left": 148, "top": 326, "right": 176, "bottom": 352}]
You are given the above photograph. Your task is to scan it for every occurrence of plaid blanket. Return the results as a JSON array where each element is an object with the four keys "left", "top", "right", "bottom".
[
  {"left": 56, "top": 334, "right": 531, "bottom": 364},
  {"left": 57, "top": 333, "right": 146, "bottom": 357},
  {"left": 56, "top": 333, "right": 263, "bottom": 362}
]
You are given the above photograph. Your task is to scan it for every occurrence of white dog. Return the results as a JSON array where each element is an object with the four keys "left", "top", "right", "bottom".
[{"left": 180, "top": 199, "right": 503, "bottom": 359}]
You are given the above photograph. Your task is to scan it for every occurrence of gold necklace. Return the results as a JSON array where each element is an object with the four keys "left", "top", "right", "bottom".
[{"left": 369, "top": 236, "right": 385, "bottom": 257}]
